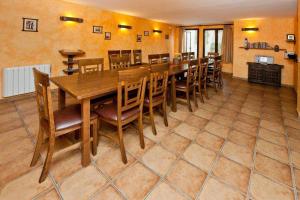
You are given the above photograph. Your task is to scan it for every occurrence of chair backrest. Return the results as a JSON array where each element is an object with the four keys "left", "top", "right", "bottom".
[
  {"left": 110, "top": 55, "right": 131, "bottom": 70},
  {"left": 121, "top": 50, "right": 132, "bottom": 65},
  {"left": 181, "top": 52, "right": 189, "bottom": 61},
  {"left": 189, "top": 52, "right": 195, "bottom": 60},
  {"left": 33, "top": 68, "right": 55, "bottom": 132},
  {"left": 199, "top": 57, "right": 209, "bottom": 81},
  {"left": 186, "top": 59, "right": 199, "bottom": 87},
  {"left": 160, "top": 53, "right": 170, "bottom": 63},
  {"left": 214, "top": 55, "right": 223, "bottom": 70},
  {"left": 117, "top": 67, "right": 149, "bottom": 118},
  {"left": 78, "top": 58, "right": 104, "bottom": 73},
  {"left": 208, "top": 52, "right": 219, "bottom": 58},
  {"left": 108, "top": 50, "right": 121, "bottom": 69},
  {"left": 148, "top": 54, "right": 161, "bottom": 64},
  {"left": 149, "top": 63, "right": 169, "bottom": 102},
  {"left": 133, "top": 49, "right": 142, "bottom": 64}
]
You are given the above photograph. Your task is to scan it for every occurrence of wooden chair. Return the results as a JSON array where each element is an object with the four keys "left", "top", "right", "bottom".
[
  {"left": 110, "top": 55, "right": 131, "bottom": 70},
  {"left": 144, "top": 63, "right": 169, "bottom": 135},
  {"left": 160, "top": 53, "right": 170, "bottom": 63},
  {"left": 95, "top": 67, "right": 149, "bottom": 163},
  {"left": 78, "top": 58, "right": 104, "bottom": 73},
  {"left": 181, "top": 52, "right": 189, "bottom": 61},
  {"left": 196, "top": 58, "right": 209, "bottom": 103},
  {"left": 121, "top": 50, "right": 132, "bottom": 65},
  {"left": 30, "top": 68, "right": 98, "bottom": 183},
  {"left": 133, "top": 49, "right": 142, "bottom": 65},
  {"left": 207, "top": 55, "right": 222, "bottom": 91},
  {"left": 175, "top": 59, "right": 198, "bottom": 112},
  {"left": 148, "top": 54, "right": 161, "bottom": 64},
  {"left": 189, "top": 52, "right": 195, "bottom": 60},
  {"left": 108, "top": 50, "right": 121, "bottom": 69}
]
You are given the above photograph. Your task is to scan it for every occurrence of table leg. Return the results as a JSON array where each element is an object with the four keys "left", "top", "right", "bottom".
[
  {"left": 171, "top": 75, "right": 177, "bottom": 112},
  {"left": 81, "top": 99, "right": 91, "bottom": 166},
  {"left": 58, "top": 88, "right": 66, "bottom": 110}
]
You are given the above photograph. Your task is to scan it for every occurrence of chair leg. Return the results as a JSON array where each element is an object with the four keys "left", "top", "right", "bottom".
[
  {"left": 204, "top": 81, "right": 209, "bottom": 99},
  {"left": 39, "top": 135, "right": 55, "bottom": 183},
  {"left": 186, "top": 90, "right": 192, "bottom": 112},
  {"left": 193, "top": 86, "right": 198, "bottom": 108},
  {"left": 163, "top": 102, "right": 168, "bottom": 127},
  {"left": 117, "top": 125, "right": 127, "bottom": 164},
  {"left": 149, "top": 106, "right": 157, "bottom": 135},
  {"left": 198, "top": 82, "right": 204, "bottom": 103},
  {"left": 92, "top": 119, "right": 98, "bottom": 156},
  {"left": 30, "top": 126, "right": 44, "bottom": 167},
  {"left": 138, "top": 112, "right": 145, "bottom": 149}
]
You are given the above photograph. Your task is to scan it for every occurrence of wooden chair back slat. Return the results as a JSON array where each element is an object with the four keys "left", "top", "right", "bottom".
[
  {"left": 148, "top": 54, "right": 161, "bottom": 64},
  {"left": 187, "top": 59, "right": 199, "bottom": 87},
  {"left": 110, "top": 55, "right": 131, "bottom": 70},
  {"left": 199, "top": 58, "right": 209, "bottom": 81},
  {"left": 133, "top": 49, "right": 142, "bottom": 64},
  {"left": 108, "top": 50, "right": 121, "bottom": 69},
  {"left": 181, "top": 52, "right": 189, "bottom": 61},
  {"left": 121, "top": 50, "right": 132, "bottom": 65},
  {"left": 149, "top": 63, "right": 169, "bottom": 97},
  {"left": 78, "top": 58, "right": 104, "bottom": 73},
  {"left": 160, "top": 53, "right": 170, "bottom": 63}
]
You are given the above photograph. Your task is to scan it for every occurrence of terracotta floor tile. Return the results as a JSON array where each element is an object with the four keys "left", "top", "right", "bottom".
[
  {"left": 0, "top": 127, "right": 29, "bottom": 147},
  {"left": 143, "top": 124, "right": 170, "bottom": 143},
  {"left": 173, "top": 123, "right": 199, "bottom": 140},
  {"left": 0, "top": 102, "right": 16, "bottom": 115},
  {"left": 255, "top": 153, "right": 292, "bottom": 187},
  {"left": 198, "top": 177, "right": 245, "bottom": 200},
  {"left": 241, "top": 107, "right": 260, "bottom": 118},
  {"left": 212, "top": 157, "right": 250, "bottom": 192},
  {"left": 147, "top": 182, "right": 187, "bottom": 200},
  {"left": 287, "top": 127, "right": 300, "bottom": 140},
  {"left": 232, "top": 121, "right": 257, "bottom": 136},
  {"left": 60, "top": 166, "right": 107, "bottom": 200},
  {"left": 289, "top": 138, "right": 300, "bottom": 153},
  {"left": 294, "top": 168, "right": 300, "bottom": 190},
  {"left": 196, "top": 131, "right": 224, "bottom": 152},
  {"left": 198, "top": 102, "right": 219, "bottom": 112},
  {"left": 236, "top": 113, "right": 259, "bottom": 126},
  {"left": 95, "top": 146, "right": 135, "bottom": 178},
  {"left": 0, "top": 118, "right": 23, "bottom": 134},
  {"left": 228, "top": 130, "right": 256, "bottom": 150},
  {"left": 260, "top": 120, "right": 285, "bottom": 134},
  {"left": 166, "top": 159, "right": 206, "bottom": 199},
  {"left": 183, "top": 143, "right": 216, "bottom": 172},
  {"left": 184, "top": 114, "right": 208, "bottom": 129},
  {"left": 256, "top": 139, "right": 289, "bottom": 164},
  {"left": 204, "top": 121, "right": 230, "bottom": 138},
  {"left": 194, "top": 108, "right": 215, "bottom": 120},
  {"left": 261, "top": 112, "right": 282, "bottom": 123},
  {"left": 35, "top": 189, "right": 60, "bottom": 200},
  {"left": 217, "top": 108, "right": 238, "bottom": 118},
  {"left": 258, "top": 128, "right": 287, "bottom": 146},
  {"left": 161, "top": 133, "right": 191, "bottom": 155},
  {"left": 291, "top": 151, "right": 300, "bottom": 168},
  {"left": 169, "top": 110, "right": 190, "bottom": 121},
  {"left": 222, "top": 141, "right": 253, "bottom": 168},
  {"left": 92, "top": 185, "right": 124, "bottom": 200},
  {"left": 211, "top": 114, "right": 234, "bottom": 127},
  {"left": 142, "top": 145, "right": 177, "bottom": 176},
  {"left": 250, "top": 173, "right": 293, "bottom": 200},
  {"left": 115, "top": 162, "right": 159, "bottom": 200},
  {"left": 0, "top": 167, "right": 53, "bottom": 200},
  {"left": 222, "top": 102, "right": 241, "bottom": 112}
]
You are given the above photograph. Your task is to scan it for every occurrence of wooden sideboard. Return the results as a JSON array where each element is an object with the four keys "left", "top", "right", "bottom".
[{"left": 247, "top": 62, "right": 284, "bottom": 87}]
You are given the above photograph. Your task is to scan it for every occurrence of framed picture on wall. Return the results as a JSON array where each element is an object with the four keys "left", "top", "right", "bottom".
[
  {"left": 22, "top": 18, "right": 38, "bottom": 32},
  {"left": 287, "top": 34, "right": 295, "bottom": 42},
  {"left": 144, "top": 31, "right": 149, "bottom": 36},
  {"left": 105, "top": 32, "right": 111, "bottom": 40},
  {"left": 137, "top": 34, "right": 142, "bottom": 42},
  {"left": 165, "top": 34, "right": 169, "bottom": 39},
  {"left": 93, "top": 26, "right": 103, "bottom": 34}
]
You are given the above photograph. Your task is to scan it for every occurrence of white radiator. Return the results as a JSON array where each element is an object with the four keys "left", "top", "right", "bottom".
[{"left": 3, "top": 64, "right": 51, "bottom": 97}]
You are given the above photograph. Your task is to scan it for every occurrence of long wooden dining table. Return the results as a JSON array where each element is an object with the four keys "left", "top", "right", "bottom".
[{"left": 50, "top": 62, "right": 189, "bottom": 166}]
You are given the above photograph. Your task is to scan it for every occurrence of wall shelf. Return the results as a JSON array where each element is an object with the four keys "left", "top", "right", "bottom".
[{"left": 239, "top": 47, "right": 287, "bottom": 52}]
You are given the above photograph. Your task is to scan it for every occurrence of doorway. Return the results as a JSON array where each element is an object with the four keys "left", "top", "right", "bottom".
[
  {"left": 203, "top": 28, "right": 223, "bottom": 57},
  {"left": 182, "top": 29, "right": 199, "bottom": 58}
]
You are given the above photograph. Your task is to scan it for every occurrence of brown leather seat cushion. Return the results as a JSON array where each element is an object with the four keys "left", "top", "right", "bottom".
[
  {"left": 95, "top": 103, "right": 139, "bottom": 121},
  {"left": 144, "top": 95, "right": 164, "bottom": 105},
  {"left": 54, "top": 104, "right": 98, "bottom": 131},
  {"left": 176, "top": 81, "right": 188, "bottom": 89}
]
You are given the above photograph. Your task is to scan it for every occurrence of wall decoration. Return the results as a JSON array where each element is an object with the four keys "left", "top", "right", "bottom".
[
  {"left": 105, "top": 32, "right": 111, "bottom": 40},
  {"left": 22, "top": 18, "right": 38, "bottom": 32},
  {"left": 287, "top": 34, "right": 295, "bottom": 42},
  {"left": 165, "top": 34, "right": 169, "bottom": 39},
  {"left": 137, "top": 34, "right": 142, "bottom": 42},
  {"left": 93, "top": 26, "right": 103, "bottom": 34},
  {"left": 144, "top": 31, "right": 149, "bottom": 36},
  {"left": 60, "top": 16, "right": 83, "bottom": 23}
]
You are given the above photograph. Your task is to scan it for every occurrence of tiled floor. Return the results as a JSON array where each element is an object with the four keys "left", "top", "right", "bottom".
[{"left": 1, "top": 75, "right": 300, "bottom": 200}]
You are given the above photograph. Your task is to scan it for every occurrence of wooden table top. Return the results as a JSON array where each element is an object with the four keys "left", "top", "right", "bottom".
[{"left": 51, "top": 63, "right": 189, "bottom": 100}]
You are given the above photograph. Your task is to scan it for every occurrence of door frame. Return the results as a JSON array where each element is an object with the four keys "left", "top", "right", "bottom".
[
  {"left": 183, "top": 28, "right": 199, "bottom": 58},
  {"left": 203, "top": 28, "right": 223, "bottom": 57}
]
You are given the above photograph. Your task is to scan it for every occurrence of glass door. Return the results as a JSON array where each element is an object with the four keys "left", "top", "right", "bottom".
[
  {"left": 182, "top": 29, "right": 199, "bottom": 58},
  {"left": 203, "top": 29, "right": 223, "bottom": 57}
]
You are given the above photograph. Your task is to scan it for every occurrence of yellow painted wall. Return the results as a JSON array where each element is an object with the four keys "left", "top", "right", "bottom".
[
  {"left": 0, "top": 0, "right": 175, "bottom": 99},
  {"left": 297, "top": 0, "right": 300, "bottom": 115},
  {"left": 233, "top": 18, "right": 296, "bottom": 86}
]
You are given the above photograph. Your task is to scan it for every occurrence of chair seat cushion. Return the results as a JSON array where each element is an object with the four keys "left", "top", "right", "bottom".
[
  {"left": 144, "top": 95, "right": 164, "bottom": 105},
  {"left": 54, "top": 104, "right": 98, "bottom": 131},
  {"left": 176, "top": 81, "right": 188, "bottom": 89},
  {"left": 95, "top": 103, "right": 139, "bottom": 121}
]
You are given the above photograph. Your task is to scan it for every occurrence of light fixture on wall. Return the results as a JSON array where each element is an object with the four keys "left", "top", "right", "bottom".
[
  {"left": 153, "top": 29, "right": 162, "bottom": 33},
  {"left": 242, "top": 27, "right": 259, "bottom": 32},
  {"left": 60, "top": 16, "right": 83, "bottom": 23},
  {"left": 118, "top": 24, "right": 132, "bottom": 29}
]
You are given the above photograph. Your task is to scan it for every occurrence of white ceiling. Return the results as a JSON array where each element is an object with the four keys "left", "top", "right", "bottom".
[{"left": 64, "top": 0, "right": 297, "bottom": 25}]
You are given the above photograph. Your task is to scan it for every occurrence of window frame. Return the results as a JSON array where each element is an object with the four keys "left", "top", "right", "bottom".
[
  {"left": 203, "top": 28, "right": 223, "bottom": 57},
  {"left": 182, "top": 28, "right": 199, "bottom": 58}
]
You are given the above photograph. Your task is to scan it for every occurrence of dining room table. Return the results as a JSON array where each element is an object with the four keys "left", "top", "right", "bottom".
[{"left": 50, "top": 62, "right": 189, "bottom": 166}]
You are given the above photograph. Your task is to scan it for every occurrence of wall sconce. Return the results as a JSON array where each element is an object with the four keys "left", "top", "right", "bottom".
[
  {"left": 60, "top": 16, "right": 83, "bottom": 23},
  {"left": 242, "top": 27, "right": 259, "bottom": 32},
  {"left": 118, "top": 24, "right": 132, "bottom": 29},
  {"left": 153, "top": 29, "right": 162, "bottom": 33}
]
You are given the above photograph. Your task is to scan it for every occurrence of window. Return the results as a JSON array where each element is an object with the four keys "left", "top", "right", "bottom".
[
  {"left": 182, "top": 29, "right": 199, "bottom": 58},
  {"left": 203, "top": 29, "right": 223, "bottom": 57}
]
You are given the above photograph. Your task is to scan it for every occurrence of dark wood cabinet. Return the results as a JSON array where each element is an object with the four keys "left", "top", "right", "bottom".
[{"left": 247, "top": 62, "right": 283, "bottom": 87}]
